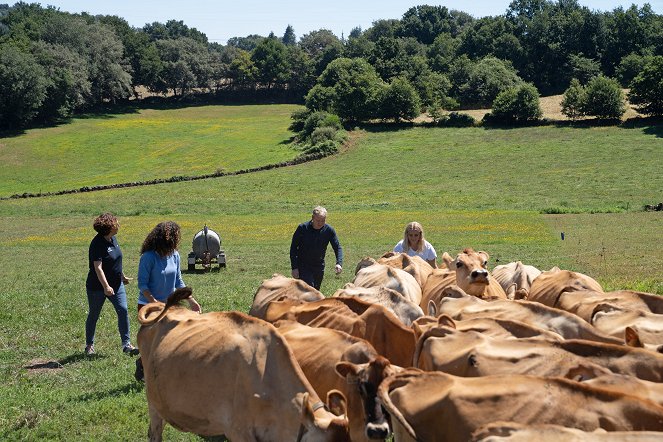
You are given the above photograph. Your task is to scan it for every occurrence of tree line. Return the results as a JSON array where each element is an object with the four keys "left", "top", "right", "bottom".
[{"left": 1, "top": 1, "right": 662, "bottom": 129}]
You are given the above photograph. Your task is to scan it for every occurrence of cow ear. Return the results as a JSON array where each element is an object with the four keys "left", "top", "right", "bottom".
[
  {"left": 506, "top": 283, "right": 517, "bottom": 300},
  {"left": 335, "top": 361, "right": 359, "bottom": 379},
  {"left": 625, "top": 327, "right": 644, "bottom": 348},
  {"left": 441, "top": 252, "right": 454, "bottom": 269},
  {"left": 438, "top": 314, "right": 456, "bottom": 329},
  {"left": 427, "top": 300, "right": 437, "bottom": 316},
  {"left": 401, "top": 253, "right": 412, "bottom": 267},
  {"left": 326, "top": 390, "right": 348, "bottom": 417},
  {"left": 478, "top": 251, "right": 489, "bottom": 266}
]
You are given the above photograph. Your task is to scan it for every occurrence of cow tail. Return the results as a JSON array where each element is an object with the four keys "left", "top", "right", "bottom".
[
  {"left": 377, "top": 371, "right": 420, "bottom": 441},
  {"left": 138, "top": 287, "right": 194, "bottom": 325}
]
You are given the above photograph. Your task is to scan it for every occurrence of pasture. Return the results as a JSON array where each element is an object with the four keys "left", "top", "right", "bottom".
[{"left": 0, "top": 104, "right": 661, "bottom": 440}]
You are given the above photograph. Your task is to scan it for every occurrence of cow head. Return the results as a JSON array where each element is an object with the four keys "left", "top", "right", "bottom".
[
  {"left": 336, "top": 356, "right": 398, "bottom": 440},
  {"left": 298, "top": 390, "right": 350, "bottom": 442},
  {"left": 449, "top": 249, "right": 491, "bottom": 296}
]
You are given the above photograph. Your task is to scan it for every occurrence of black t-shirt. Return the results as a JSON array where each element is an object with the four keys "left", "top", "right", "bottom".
[
  {"left": 86, "top": 234, "right": 123, "bottom": 291},
  {"left": 289, "top": 221, "right": 343, "bottom": 270}
]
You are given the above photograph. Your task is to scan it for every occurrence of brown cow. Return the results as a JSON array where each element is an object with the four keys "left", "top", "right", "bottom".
[
  {"left": 491, "top": 261, "right": 542, "bottom": 296},
  {"left": 333, "top": 283, "right": 424, "bottom": 326},
  {"left": 378, "top": 369, "right": 663, "bottom": 442},
  {"left": 413, "top": 327, "right": 610, "bottom": 379},
  {"left": 377, "top": 252, "right": 434, "bottom": 288},
  {"left": 264, "top": 297, "right": 417, "bottom": 368},
  {"left": 421, "top": 249, "right": 507, "bottom": 309},
  {"left": 249, "top": 273, "right": 324, "bottom": 319},
  {"left": 434, "top": 291, "right": 623, "bottom": 345},
  {"left": 542, "top": 288, "right": 663, "bottom": 350},
  {"left": 471, "top": 422, "right": 663, "bottom": 441},
  {"left": 411, "top": 313, "right": 564, "bottom": 344},
  {"left": 527, "top": 268, "right": 604, "bottom": 307},
  {"left": 353, "top": 262, "right": 422, "bottom": 305},
  {"left": 137, "top": 288, "right": 349, "bottom": 442},
  {"left": 275, "top": 320, "right": 397, "bottom": 441},
  {"left": 414, "top": 327, "right": 663, "bottom": 383}
]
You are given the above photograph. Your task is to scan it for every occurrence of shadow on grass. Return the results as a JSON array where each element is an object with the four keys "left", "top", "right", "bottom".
[{"left": 75, "top": 382, "right": 144, "bottom": 403}]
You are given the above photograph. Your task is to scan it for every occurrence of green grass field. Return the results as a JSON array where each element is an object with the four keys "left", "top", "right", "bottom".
[
  {"left": 0, "top": 105, "right": 661, "bottom": 440},
  {"left": 0, "top": 104, "right": 300, "bottom": 196}
]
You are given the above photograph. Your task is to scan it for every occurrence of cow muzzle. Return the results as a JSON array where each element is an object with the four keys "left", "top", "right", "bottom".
[
  {"left": 470, "top": 269, "right": 489, "bottom": 284},
  {"left": 366, "top": 421, "right": 390, "bottom": 439}
]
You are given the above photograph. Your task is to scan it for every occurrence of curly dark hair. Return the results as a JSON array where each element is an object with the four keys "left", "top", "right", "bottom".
[
  {"left": 93, "top": 213, "right": 119, "bottom": 236},
  {"left": 140, "top": 221, "right": 181, "bottom": 257}
]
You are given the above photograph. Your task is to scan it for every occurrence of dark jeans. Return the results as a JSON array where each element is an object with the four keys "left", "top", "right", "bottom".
[
  {"left": 85, "top": 283, "right": 130, "bottom": 347},
  {"left": 298, "top": 266, "right": 324, "bottom": 290}
]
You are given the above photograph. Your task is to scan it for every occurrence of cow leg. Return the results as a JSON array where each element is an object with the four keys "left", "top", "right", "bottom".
[{"left": 148, "top": 404, "right": 164, "bottom": 442}]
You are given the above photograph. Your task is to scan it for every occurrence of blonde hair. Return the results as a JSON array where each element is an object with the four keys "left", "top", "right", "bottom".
[{"left": 403, "top": 221, "right": 425, "bottom": 253}]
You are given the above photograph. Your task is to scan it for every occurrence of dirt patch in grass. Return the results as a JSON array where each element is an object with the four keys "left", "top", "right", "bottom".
[{"left": 24, "top": 358, "right": 63, "bottom": 373}]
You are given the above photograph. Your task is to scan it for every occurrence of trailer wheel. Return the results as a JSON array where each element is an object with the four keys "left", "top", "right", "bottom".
[{"left": 188, "top": 263, "right": 196, "bottom": 272}]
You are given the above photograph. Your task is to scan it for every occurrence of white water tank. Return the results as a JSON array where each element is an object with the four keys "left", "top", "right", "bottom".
[{"left": 192, "top": 227, "right": 221, "bottom": 259}]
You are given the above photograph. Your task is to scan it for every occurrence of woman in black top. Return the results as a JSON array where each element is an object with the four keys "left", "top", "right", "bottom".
[{"left": 85, "top": 213, "right": 137, "bottom": 356}]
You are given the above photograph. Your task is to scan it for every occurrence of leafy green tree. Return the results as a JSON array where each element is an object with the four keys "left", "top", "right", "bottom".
[
  {"left": 155, "top": 37, "right": 213, "bottom": 95},
  {"left": 285, "top": 46, "right": 315, "bottom": 98},
  {"left": 566, "top": 54, "right": 601, "bottom": 85},
  {"left": 561, "top": 78, "right": 585, "bottom": 119},
  {"left": 84, "top": 22, "right": 133, "bottom": 103},
  {"left": 299, "top": 29, "right": 343, "bottom": 76},
  {"left": 143, "top": 19, "right": 207, "bottom": 44},
  {"left": 582, "top": 75, "right": 625, "bottom": 119},
  {"left": 225, "top": 48, "right": 256, "bottom": 89},
  {"left": 282, "top": 25, "right": 296, "bottom": 46},
  {"left": 32, "top": 41, "right": 90, "bottom": 119},
  {"left": 364, "top": 19, "right": 399, "bottom": 42},
  {"left": 489, "top": 83, "right": 542, "bottom": 123},
  {"left": 628, "top": 55, "right": 663, "bottom": 116},
  {"left": 616, "top": 53, "right": 650, "bottom": 88},
  {"left": 344, "top": 34, "right": 375, "bottom": 59},
  {"left": 251, "top": 37, "right": 289, "bottom": 89},
  {"left": 378, "top": 77, "right": 421, "bottom": 122},
  {"left": 398, "top": 5, "right": 468, "bottom": 44},
  {"left": 456, "top": 56, "right": 523, "bottom": 107},
  {"left": 306, "top": 57, "right": 385, "bottom": 122},
  {"left": 602, "top": 5, "right": 658, "bottom": 76},
  {"left": 427, "top": 33, "right": 457, "bottom": 73},
  {"left": 226, "top": 34, "right": 264, "bottom": 51},
  {"left": 0, "top": 44, "right": 47, "bottom": 128}
]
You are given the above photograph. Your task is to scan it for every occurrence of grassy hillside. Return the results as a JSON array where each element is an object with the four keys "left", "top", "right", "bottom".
[
  {"left": 0, "top": 105, "right": 661, "bottom": 440},
  {"left": 0, "top": 104, "right": 300, "bottom": 196}
]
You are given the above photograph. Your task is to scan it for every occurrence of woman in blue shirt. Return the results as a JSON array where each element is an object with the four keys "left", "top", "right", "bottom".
[{"left": 137, "top": 221, "right": 201, "bottom": 312}]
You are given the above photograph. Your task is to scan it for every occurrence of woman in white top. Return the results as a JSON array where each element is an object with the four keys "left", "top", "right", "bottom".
[{"left": 393, "top": 221, "right": 437, "bottom": 267}]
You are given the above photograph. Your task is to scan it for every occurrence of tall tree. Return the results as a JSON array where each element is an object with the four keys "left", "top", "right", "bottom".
[
  {"left": 0, "top": 43, "right": 48, "bottom": 128},
  {"left": 251, "top": 37, "right": 289, "bottom": 89},
  {"left": 282, "top": 25, "right": 296, "bottom": 46}
]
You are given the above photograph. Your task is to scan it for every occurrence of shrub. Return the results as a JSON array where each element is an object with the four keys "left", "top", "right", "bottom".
[
  {"left": 378, "top": 77, "right": 421, "bottom": 122},
  {"left": 488, "top": 83, "right": 542, "bottom": 124},
  {"left": 628, "top": 55, "right": 663, "bottom": 116},
  {"left": 436, "top": 112, "right": 476, "bottom": 127},
  {"left": 310, "top": 126, "right": 338, "bottom": 145},
  {"left": 561, "top": 78, "right": 585, "bottom": 120},
  {"left": 582, "top": 76, "right": 625, "bottom": 119},
  {"left": 300, "top": 139, "right": 339, "bottom": 156},
  {"left": 288, "top": 108, "right": 312, "bottom": 133},
  {"left": 616, "top": 53, "right": 650, "bottom": 88}
]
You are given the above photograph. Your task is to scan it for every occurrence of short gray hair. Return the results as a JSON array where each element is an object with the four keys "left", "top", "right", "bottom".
[{"left": 312, "top": 206, "right": 327, "bottom": 217}]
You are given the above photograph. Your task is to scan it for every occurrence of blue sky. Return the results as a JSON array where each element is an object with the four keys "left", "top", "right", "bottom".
[{"left": 34, "top": 1, "right": 663, "bottom": 44}]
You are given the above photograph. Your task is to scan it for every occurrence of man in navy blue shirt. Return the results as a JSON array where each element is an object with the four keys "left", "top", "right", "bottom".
[{"left": 290, "top": 206, "right": 343, "bottom": 290}]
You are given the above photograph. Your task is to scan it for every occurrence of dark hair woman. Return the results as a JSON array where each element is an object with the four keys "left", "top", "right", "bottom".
[{"left": 85, "top": 213, "right": 138, "bottom": 356}]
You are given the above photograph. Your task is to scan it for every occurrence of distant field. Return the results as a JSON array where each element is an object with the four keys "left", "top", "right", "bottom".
[
  {"left": 0, "top": 104, "right": 661, "bottom": 440},
  {"left": 0, "top": 104, "right": 300, "bottom": 196}
]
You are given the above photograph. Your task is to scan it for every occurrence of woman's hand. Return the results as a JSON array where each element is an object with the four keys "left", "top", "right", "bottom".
[
  {"left": 121, "top": 274, "right": 133, "bottom": 284},
  {"left": 187, "top": 297, "right": 202, "bottom": 314},
  {"left": 104, "top": 285, "right": 115, "bottom": 296}
]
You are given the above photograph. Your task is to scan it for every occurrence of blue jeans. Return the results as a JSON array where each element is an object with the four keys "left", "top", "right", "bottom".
[
  {"left": 298, "top": 266, "right": 324, "bottom": 290},
  {"left": 85, "top": 283, "right": 131, "bottom": 347}
]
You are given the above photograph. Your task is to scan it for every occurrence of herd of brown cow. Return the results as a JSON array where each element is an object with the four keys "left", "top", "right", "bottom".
[{"left": 135, "top": 248, "right": 663, "bottom": 441}]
